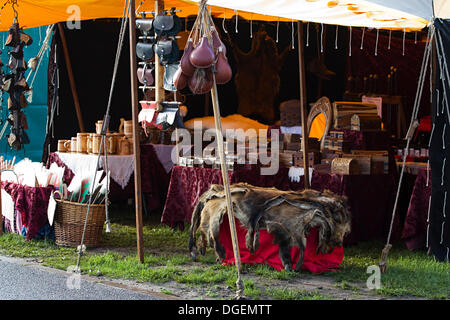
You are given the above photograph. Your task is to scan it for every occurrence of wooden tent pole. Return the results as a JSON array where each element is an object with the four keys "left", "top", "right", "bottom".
[
  {"left": 297, "top": 21, "right": 310, "bottom": 189},
  {"left": 200, "top": 1, "right": 244, "bottom": 297},
  {"left": 129, "top": 0, "right": 145, "bottom": 263},
  {"left": 57, "top": 23, "right": 85, "bottom": 132}
]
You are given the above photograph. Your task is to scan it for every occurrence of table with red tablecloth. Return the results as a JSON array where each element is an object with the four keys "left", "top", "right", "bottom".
[
  {"left": 402, "top": 168, "right": 431, "bottom": 250},
  {"left": 161, "top": 165, "right": 402, "bottom": 245},
  {"left": 46, "top": 144, "right": 170, "bottom": 212},
  {"left": 1, "top": 181, "right": 54, "bottom": 241}
]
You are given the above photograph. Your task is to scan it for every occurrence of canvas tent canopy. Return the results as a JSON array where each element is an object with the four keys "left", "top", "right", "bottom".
[{"left": 0, "top": 0, "right": 448, "bottom": 31}]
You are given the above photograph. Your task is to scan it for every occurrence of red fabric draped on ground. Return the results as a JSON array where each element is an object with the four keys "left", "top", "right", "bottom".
[{"left": 219, "top": 217, "right": 344, "bottom": 273}]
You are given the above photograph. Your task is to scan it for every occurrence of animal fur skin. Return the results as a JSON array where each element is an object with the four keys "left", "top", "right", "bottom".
[{"left": 188, "top": 183, "right": 351, "bottom": 272}]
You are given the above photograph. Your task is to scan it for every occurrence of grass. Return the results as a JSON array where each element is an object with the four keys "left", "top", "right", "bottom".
[{"left": 0, "top": 213, "right": 448, "bottom": 300}]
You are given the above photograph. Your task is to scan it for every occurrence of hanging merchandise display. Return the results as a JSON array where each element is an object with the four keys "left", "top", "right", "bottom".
[
  {"left": 136, "top": 6, "right": 186, "bottom": 133},
  {"left": 174, "top": 4, "right": 232, "bottom": 94},
  {"left": 1, "top": 1, "right": 35, "bottom": 151}
]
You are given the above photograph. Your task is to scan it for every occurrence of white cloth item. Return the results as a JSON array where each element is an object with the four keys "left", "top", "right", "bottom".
[
  {"left": 288, "top": 166, "right": 314, "bottom": 185},
  {"left": 56, "top": 152, "right": 134, "bottom": 190},
  {"left": 280, "top": 126, "right": 302, "bottom": 135},
  {"left": 100, "top": 155, "right": 134, "bottom": 189}
]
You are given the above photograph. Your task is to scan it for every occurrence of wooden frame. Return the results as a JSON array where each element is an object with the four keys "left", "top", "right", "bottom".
[{"left": 307, "top": 96, "right": 333, "bottom": 151}]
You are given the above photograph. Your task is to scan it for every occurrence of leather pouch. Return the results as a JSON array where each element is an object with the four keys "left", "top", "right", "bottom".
[{"left": 136, "top": 42, "right": 154, "bottom": 61}]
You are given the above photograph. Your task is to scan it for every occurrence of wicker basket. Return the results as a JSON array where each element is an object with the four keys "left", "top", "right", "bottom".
[{"left": 54, "top": 199, "right": 106, "bottom": 247}]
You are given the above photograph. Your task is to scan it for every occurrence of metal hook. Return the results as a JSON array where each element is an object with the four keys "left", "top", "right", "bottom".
[
  {"left": 335, "top": 25, "right": 338, "bottom": 49},
  {"left": 360, "top": 27, "right": 365, "bottom": 50},
  {"left": 402, "top": 28, "right": 406, "bottom": 56},
  {"left": 375, "top": 28, "right": 379, "bottom": 56},
  {"left": 306, "top": 22, "right": 310, "bottom": 47},
  {"left": 388, "top": 29, "right": 392, "bottom": 50},
  {"left": 291, "top": 20, "right": 295, "bottom": 49},
  {"left": 235, "top": 10, "right": 238, "bottom": 33},
  {"left": 349, "top": 26, "right": 352, "bottom": 57},
  {"left": 250, "top": 15, "right": 253, "bottom": 38},
  {"left": 320, "top": 23, "right": 323, "bottom": 53},
  {"left": 222, "top": 8, "right": 228, "bottom": 33},
  {"left": 276, "top": 18, "right": 279, "bottom": 43}
]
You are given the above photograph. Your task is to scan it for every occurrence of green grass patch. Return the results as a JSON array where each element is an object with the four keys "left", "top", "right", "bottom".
[
  {"left": 265, "top": 288, "right": 329, "bottom": 300},
  {"left": 1, "top": 223, "right": 449, "bottom": 300}
]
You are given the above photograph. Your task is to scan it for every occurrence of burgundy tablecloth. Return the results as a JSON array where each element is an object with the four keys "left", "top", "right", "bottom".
[
  {"left": 1, "top": 181, "right": 53, "bottom": 241},
  {"left": 46, "top": 144, "right": 170, "bottom": 212},
  {"left": 402, "top": 168, "right": 431, "bottom": 250},
  {"left": 343, "top": 129, "right": 390, "bottom": 150},
  {"left": 161, "top": 165, "right": 401, "bottom": 244}
]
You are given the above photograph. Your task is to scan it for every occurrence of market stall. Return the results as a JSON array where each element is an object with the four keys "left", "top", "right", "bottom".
[{"left": 0, "top": 2, "right": 448, "bottom": 296}]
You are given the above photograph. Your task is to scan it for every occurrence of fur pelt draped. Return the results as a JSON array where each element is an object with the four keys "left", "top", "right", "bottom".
[{"left": 189, "top": 183, "right": 351, "bottom": 271}]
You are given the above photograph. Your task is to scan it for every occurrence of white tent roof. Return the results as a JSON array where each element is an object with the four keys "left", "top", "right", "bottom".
[{"left": 185, "top": 0, "right": 450, "bottom": 30}]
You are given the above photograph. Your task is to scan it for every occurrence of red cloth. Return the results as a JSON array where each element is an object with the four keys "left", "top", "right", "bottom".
[
  {"left": 46, "top": 144, "right": 170, "bottom": 212},
  {"left": 219, "top": 217, "right": 344, "bottom": 273},
  {"left": 402, "top": 168, "right": 431, "bottom": 250},
  {"left": 1, "top": 181, "right": 54, "bottom": 241},
  {"left": 162, "top": 165, "right": 402, "bottom": 245},
  {"left": 418, "top": 116, "right": 431, "bottom": 132}
]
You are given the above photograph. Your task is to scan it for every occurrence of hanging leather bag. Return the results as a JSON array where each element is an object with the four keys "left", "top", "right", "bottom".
[
  {"left": 155, "top": 39, "right": 179, "bottom": 64},
  {"left": 136, "top": 42, "right": 154, "bottom": 61}
]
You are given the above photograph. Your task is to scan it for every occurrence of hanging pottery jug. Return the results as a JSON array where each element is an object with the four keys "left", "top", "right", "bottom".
[
  {"left": 180, "top": 38, "right": 196, "bottom": 76},
  {"left": 188, "top": 68, "right": 213, "bottom": 95},
  {"left": 214, "top": 47, "right": 232, "bottom": 84},
  {"left": 189, "top": 35, "right": 215, "bottom": 69},
  {"left": 173, "top": 66, "right": 187, "bottom": 90}
]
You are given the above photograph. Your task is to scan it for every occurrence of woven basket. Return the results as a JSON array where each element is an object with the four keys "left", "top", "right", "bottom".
[{"left": 54, "top": 199, "right": 106, "bottom": 247}]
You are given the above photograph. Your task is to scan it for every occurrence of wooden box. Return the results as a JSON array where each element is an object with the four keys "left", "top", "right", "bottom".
[
  {"left": 343, "top": 153, "right": 372, "bottom": 175},
  {"left": 280, "top": 100, "right": 301, "bottom": 127},
  {"left": 324, "top": 137, "right": 350, "bottom": 153},
  {"left": 351, "top": 114, "right": 382, "bottom": 131},
  {"left": 279, "top": 152, "right": 294, "bottom": 167},
  {"left": 293, "top": 151, "right": 320, "bottom": 167},
  {"left": 333, "top": 101, "right": 378, "bottom": 130},
  {"left": 331, "top": 158, "right": 359, "bottom": 175}
]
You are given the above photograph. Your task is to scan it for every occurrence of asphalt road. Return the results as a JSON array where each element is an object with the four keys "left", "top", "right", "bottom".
[{"left": 0, "top": 257, "right": 165, "bottom": 300}]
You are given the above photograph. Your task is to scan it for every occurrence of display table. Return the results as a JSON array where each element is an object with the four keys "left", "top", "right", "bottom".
[
  {"left": 402, "top": 168, "right": 431, "bottom": 250},
  {"left": 1, "top": 181, "right": 54, "bottom": 241},
  {"left": 161, "top": 165, "right": 402, "bottom": 244},
  {"left": 47, "top": 144, "right": 170, "bottom": 212}
]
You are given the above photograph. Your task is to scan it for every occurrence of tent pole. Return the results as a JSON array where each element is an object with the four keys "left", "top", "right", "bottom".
[
  {"left": 155, "top": 0, "right": 165, "bottom": 103},
  {"left": 57, "top": 23, "right": 85, "bottom": 132},
  {"left": 129, "top": 0, "right": 145, "bottom": 264},
  {"left": 297, "top": 21, "right": 310, "bottom": 189},
  {"left": 200, "top": 1, "right": 243, "bottom": 298}
]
